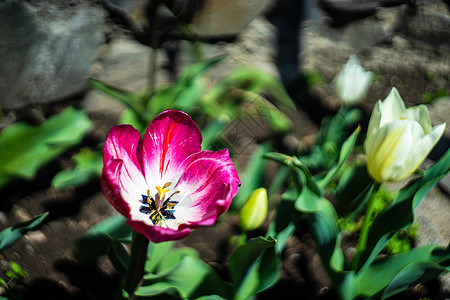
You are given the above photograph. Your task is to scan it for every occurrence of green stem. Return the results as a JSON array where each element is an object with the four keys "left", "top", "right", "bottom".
[
  {"left": 352, "top": 182, "right": 381, "bottom": 270},
  {"left": 147, "top": 0, "right": 161, "bottom": 94},
  {"left": 123, "top": 232, "right": 149, "bottom": 299}
]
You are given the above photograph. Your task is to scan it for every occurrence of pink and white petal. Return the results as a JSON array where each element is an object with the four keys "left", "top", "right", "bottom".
[
  {"left": 103, "top": 125, "right": 148, "bottom": 198},
  {"left": 101, "top": 158, "right": 132, "bottom": 219},
  {"left": 172, "top": 149, "right": 240, "bottom": 226},
  {"left": 142, "top": 110, "right": 202, "bottom": 186},
  {"left": 127, "top": 219, "right": 191, "bottom": 243}
]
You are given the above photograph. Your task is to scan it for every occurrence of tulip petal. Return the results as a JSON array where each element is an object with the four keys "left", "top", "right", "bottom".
[
  {"left": 379, "top": 88, "right": 406, "bottom": 126},
  {"left": 365, "top": 120, "right": 445, "bottom": 182},
  {"left": 333, "top": 55, "right": 374, "bottom": 105},
  {"left": 142, "top": 110, "right": 202, "bottom": 187},
  {"left": 103, "top": 125, "right": 148, "bottom": 205},
  {"left": 101, "top": 158, "right": 132, "bottom": 218},
  {"left": 127, "top": 219, "right": 191, "bottom": 243},
  {"left": 404, "top": 105, "right": 432, "bottom": 134},
  {"left": 172, "top": 149, "right": 241, "bottom": 227},
  {"left": 404, "top": 122, "right": 446, "bottom": 176},
  {"left": 366, "top": 100, "right": 383, "bottom": 143}
]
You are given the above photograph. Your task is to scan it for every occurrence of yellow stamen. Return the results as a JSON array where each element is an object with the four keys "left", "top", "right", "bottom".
[{"left": 156, "top": 185, "right": 170, "bottom": 200}]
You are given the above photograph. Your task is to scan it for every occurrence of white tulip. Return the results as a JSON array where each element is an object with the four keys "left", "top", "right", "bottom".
[
  {"left": 333, "top": 55, "right": 374, "bottom": 105},
  {"left": 364, "top": 87, "right": 446, "bottom": 182}
]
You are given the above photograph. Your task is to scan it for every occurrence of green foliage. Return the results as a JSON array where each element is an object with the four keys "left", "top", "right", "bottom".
[
  {"left": 422, "top": 86, "right": 448, "bottom": 104},
  {"left": 52, "top": 148, "right": 102, "bottom": 189},
  {"left": 0, "top": 212, "right": 48, "bottom": 253},
  {"left": 89, "top": 57, "right": 294, "bottom": 146},
  {"left": 0, "top": 108, "right": 92, "bottom": 189},
  {"left": 228, "top": 236, "right": 277, "bottom": 300},
  {"left": 385, "top": 223, "right": 418, "bottom": 255},
  {"left": 301, "top": 108, "right": 362, "bottom": 171},
  {"left": 268, "top": 125, "right": 450, "bottom": 300},
  {"left": 137, "top": 256, "right": 230, "bottom": 300},
  {"left": 232, "top": 144, "right": 270, "bottom": 210},
  {"left": 77, "top": 214, "right": 282, "bottom": 300},
  {"left": 74, "top": 214, "right": 132, "bottom": 265},
  {"left": 0, "top": 261, "right": 28, "bottom": 295}
]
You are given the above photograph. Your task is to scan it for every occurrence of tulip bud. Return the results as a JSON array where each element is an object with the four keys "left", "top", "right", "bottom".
[
  {"left": 364, "top": 87, "right": 446, "bottom": 182},
  {"left": 333, "top": 55, "right": 374, "bottom": 105},
  {"left": 238, "top": 188, "right": 268, "bottom": 232}
]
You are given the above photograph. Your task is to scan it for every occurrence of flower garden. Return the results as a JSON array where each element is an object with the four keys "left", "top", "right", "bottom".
[{"left": 0, "top": 1, "right": 449, "bottom": 299}]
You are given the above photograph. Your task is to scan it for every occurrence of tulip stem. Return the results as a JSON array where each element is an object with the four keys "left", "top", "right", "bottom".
[
  {"left": 147, "top": 0, "right": 161, "bottom": 93},
  {"left": 352, "top": 182, "right": 380, "bottom": 271},
  {"left": 123, "top": 232, "right": 149, "bottom": 299}
]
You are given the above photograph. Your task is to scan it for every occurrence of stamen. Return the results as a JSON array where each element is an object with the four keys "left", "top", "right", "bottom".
[
  {"left": 168, "top": 190, "right": 180, "bottom": 199},
  {"left": 156, "top": 185, "right": 170, "bottom": 200},
  {"left": 139, "top": 183, "right": 179, "bottom": 227}
]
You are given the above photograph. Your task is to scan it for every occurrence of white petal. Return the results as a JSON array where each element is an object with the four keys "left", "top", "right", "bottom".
[
  {"left": 379, "top": 87, "right": 406, "bottom": 126},
  {"left": 403, "top": 104, "right": 432, "bottom": 134}
]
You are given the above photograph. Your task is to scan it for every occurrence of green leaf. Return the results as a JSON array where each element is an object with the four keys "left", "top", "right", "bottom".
[
  {"left": 293, "top": 167, "right": 343, "bottom": 279},
  {"left": 357, "top": 244, "right": 450, "bottom": 298},
  {"left": 52, "top": 148, "right": 102, "bottom": 189},
  {"left": 256, "top": 246, "right": 281, "bottom": 293},
  {"left": 88, "top": 78, "right": 150, "bottom": 123},
  {"left": 301, "top": 108, "right": 362, "bottom": 171},
  {"left": 107, "top": 238, "right": 130, "bottom": 275},
  {"left": 335, "top": 271, "right": 359, "bottom": 300},
  {"left": 206, "top": 67, "right": 295, "bottom": 112},
  {"left": 232, "top": 144, "right": 270, "bottom": 210},
  {"left": 74, "top": 214, "right": 132, "bottom": 265},
  {"left": 240, "top": 92, "right": 292, "bottom": 133},
  {"left": 228, "top": 236, "right": 277, "bottom": 299},
  {"left": 148, "top": 56, "right": 225, "bottom": 118},
  {"left": 201, "top": 118, "right": 230, "bottom": 150},
  {"left": 335, "top": 164, "right": 374, "bottom": 218},
  {"left": 137, "top": 256, "right": 230, "bottom": 299},
  {"left": 195, "top": 295, "right": 227, "bottom": 300},
  {"left": 382, "top": 262, "right": 449, "bottom": 299},
  {"left": 145, "top": 241, "right": 175, "bottom": 274},
  {"left": 119, "top": 108, "right": 147, "bottom": 133},
  {"left": 0, "top": 108, "right": 92, "bottom": 188},
  {"left": 0, "top": 212, "right": 48, "bottom": 253},
  {"left": 318, "top": 126, "right": 360, "bottom": 188},
  {"left": 157, "top": 247, "right": 200, "bottom": 274}
]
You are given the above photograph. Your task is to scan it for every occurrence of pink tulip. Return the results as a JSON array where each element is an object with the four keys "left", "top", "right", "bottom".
[{"left": 101, "top": 110, "right": 240, "bottom": 243}]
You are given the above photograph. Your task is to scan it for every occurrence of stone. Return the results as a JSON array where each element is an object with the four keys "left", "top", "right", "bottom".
[
  {"left": 83, "top": 37, "right": 170, "bottom": 116},
  {"left": 0, "top": 0, "right": 105, "bottom": 110},
  {"left": 25, "top": 231, "right": 47, "bottom": 244},
  {"left": 191, "top": 0, "right": 273, "bottom": 37}
]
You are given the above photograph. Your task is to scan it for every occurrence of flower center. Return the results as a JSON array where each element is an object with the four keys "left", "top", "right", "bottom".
[{"left": 139, "top": 182, "right": 180, "bottom": 226}]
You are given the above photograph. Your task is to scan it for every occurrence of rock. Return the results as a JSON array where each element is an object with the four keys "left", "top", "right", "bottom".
[
  {"left": 301, "top": 2, "right": 450, "bottom": 110},
  {"left": 11, "top": 205, "right": 30, "bottom": 222},
  {"left": 0, "top": 0, "right": 105, "bottom": 110},
  {"left": 0, "top": 211, "right": 8, "bottom": 225},
  {"left": 190, "top": 0, "right": 273, "bottom": 37},
  {"left": 101, "top": 0, "right": 273, "bottom": 40},
  {"left": 25, "top": 230, "right": 47, "bottom": 244},
  {"left": 83, "top": 37, "right": 170, "bottom": 116},
  {"left": 429, "top": 97, "right": 450, "bottom": 138}
]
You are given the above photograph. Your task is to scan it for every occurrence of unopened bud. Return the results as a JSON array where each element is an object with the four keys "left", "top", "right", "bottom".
[{"left": 238, "top": 188, "right": 268, "bottom": 232}]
